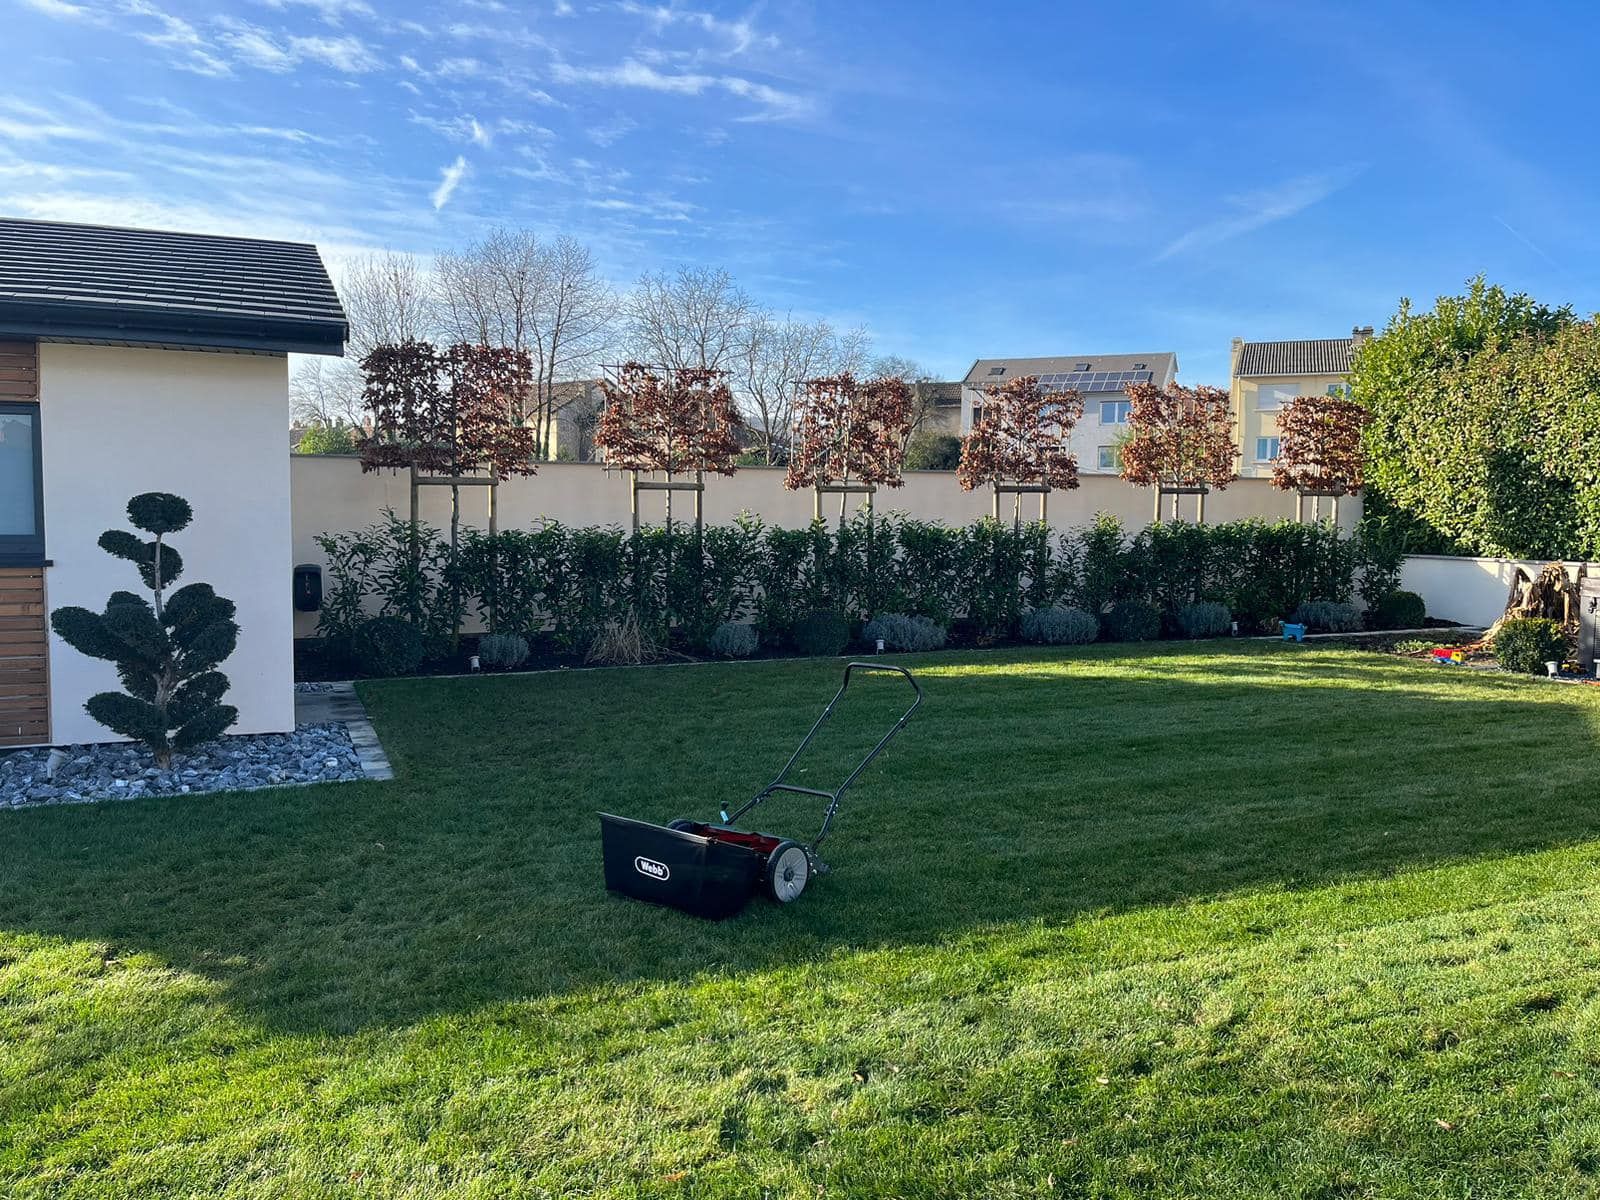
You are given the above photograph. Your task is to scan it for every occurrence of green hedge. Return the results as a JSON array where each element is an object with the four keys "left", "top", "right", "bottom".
[{"left": 314, "top": 510, "right": 1374, "bottom": 656}]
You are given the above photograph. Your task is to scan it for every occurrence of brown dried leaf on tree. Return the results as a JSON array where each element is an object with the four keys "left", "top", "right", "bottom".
[
  {"left": 956, "top": 375, "right": 1083, "bottom": 492},
  {"left": 1118, "top": 380, "right": 1238, "bottom": 490},
  {"left": 1270, "top": 394, "right": 1369, "bottom": 495},
  {"left": 784, "top": 373, "right": 913, "bottom": 490},
  {"left": 594, "top": 362, "right": 743, "bottom": 476},
  {"left": 357, "top": 340, "right": 538, "bottom": 478}
]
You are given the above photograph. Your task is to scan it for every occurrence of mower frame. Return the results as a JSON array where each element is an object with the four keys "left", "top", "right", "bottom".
[{"left": 718, "top": 660, "right": 923, "bottom": 873}]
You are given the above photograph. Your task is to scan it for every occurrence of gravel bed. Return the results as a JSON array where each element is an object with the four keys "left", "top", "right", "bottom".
[
  {"left": 0, "top": 722, "right": 365, "bottom": 811},
  {"left": 293, "top": 681, "right": 337, "bottom": 693}
]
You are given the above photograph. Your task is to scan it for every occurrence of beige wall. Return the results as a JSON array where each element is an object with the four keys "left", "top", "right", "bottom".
[
  {"left": 291, "top": 455, "right": 1361, "bottom": 636},
  {"left": 42, "top": 344, "right": 295, "bottom": 742}
]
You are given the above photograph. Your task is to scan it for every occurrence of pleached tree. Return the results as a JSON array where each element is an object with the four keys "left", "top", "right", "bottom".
[
  {"left": 1118, "top": 380, "right": 1237, "bottom": 520},
  {"left": 957, "top": 374, "right": 1083, "bottom": 522},
  {"left": 784, "top": 373, "right": 914, "bottom": 519}
]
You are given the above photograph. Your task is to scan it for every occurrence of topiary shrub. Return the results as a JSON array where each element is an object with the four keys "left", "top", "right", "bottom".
[
  {"left": 1291, "top": 600, "right": 1362, "bottom": 633},
  {"left": 1372, "top": 589, "right": 1426, "bottom": 630},
  {"left": 793, "top": 609, "right": 849, "bottom": 657},
  {"left": 50, "top": 492, "right": 239, "bottom": 768},
  {"left": 708, "top": 621, "right": 758, "bottom": 658},
  {"left": 1492, "top": 617, "right": 1567, "bottom": 674},
  {"left": 861, "top": 612, "right": 947, "bottom": 653},
  {"left": 478, "top": 632, "right": 529, "bottom": 670},
  {"left": 1103, "top": 599, "right": 1161, "bottom": 642},
  {"left": 1176, "top": 601, "right": 1232, "bottom": 639},
  {"left": 352, "top": 616, "right": 424, "bottom": 677},
  {"left": 1020, "top": 605, "right": 1099, "bottom": 645}
]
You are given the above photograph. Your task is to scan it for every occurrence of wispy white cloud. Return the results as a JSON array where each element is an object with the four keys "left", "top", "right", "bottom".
[
  {"left": 431, "top": 156, "right": 468, "bottom": 210},
  {"left": 1155, "top": 167, "right": 1364, "bottom": 261},
  {"left": 548, "top": 57, "right": 812, "bottom": 119},
  {"left": 586, "top": 115, "right": 637, "bottom": 146},
  {"left": 287, "top": 33, "right": 380, "bottom": 72},
  {"left": 616, "top": 2, "right": 778, "bottom": 56},
  {"left": 18, "top": 0, "right": 103, "bottom": 21},
  {"left": 409, "top": 112, "right": 495, "bottom": 148},
  {"left": 255, "top": 0, "right": 376, "bottom": 25}
]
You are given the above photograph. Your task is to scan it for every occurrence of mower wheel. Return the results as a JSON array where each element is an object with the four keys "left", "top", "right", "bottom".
[
  {"left": 666, "top": 818, "right": 696, "bottom": 832},
  {"left": 764, "top": 841, "right": 810, "bottom": 904}
]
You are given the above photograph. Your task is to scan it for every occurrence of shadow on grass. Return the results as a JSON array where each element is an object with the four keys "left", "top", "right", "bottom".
[{"left": 3, "top": 641, "right": 1598, "bottom": 1035}]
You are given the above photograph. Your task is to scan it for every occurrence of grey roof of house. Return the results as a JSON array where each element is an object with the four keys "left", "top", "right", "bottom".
[
  {"left": 1234, "top": 338, "right": 1352, "bottom": 378},
  {"left": 962, "top": 352, "right": 1178, "bottom": 394},
  {"left": 0, "top": 217, "right": 347, "bottom": 355}
]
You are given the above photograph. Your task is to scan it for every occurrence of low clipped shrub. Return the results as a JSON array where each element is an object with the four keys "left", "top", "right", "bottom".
[
  {"left": 1103, "top": 599, "right": 1160, "bottom": 642},
  {"left": 708, "top": 621, "right": 758, "bottom": 658},
  {"left": 1372, "top": 589, "right": 1426, "bottom": 630},
  {"left": 793, "top": 609, "right": 849, "bottom": 657},
  {"left": 352, "top": 616, "right": 424, "bottom": 677},
  {"left": 478, "top": 632, "right": 529, "bottom": 670},
  {"left": 861, "top": 612, "right": 947, "bottom": 653},
  {"left": 1176, "top": 601, "right": 1232, "bottom": 639},
  {"left": 1291, "top": 600, "right": 1362, "bottom": 633},
  {"left": 1020, "top": 605, "right": 1099, "bottom": 645},
  {"left": 1492, "top": 617, "right": 1567, "bottom": 674}
]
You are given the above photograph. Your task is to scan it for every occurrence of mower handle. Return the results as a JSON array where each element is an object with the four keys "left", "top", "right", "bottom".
[
  {"left": 720, "top": 660, "right": 923, "bottom": 852},
  {"left": 841, "top": 660, "right": 923, "bottom": 703}
]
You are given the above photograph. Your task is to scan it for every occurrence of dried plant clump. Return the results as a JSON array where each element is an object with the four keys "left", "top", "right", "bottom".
[{"left": 585, "top": 610, "right": 661, "bottom": 666}]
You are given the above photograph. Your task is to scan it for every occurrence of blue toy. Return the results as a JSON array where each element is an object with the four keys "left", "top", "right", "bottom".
[{"left": 1281, "top": 622, "right": 1306, "bottom": 643}]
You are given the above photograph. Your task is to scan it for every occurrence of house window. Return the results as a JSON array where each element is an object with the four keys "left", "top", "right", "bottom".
[
  {"left": 0, "top": 403, "right": 44, "bottom": 563},
  {"left": 1097, "top": 445, "right": 1121, "bottom": 472},
  {"left": 1099, "top": 399, "right": 1131, "bottom": 424},
  {"left": 1257, "top": 384, "right": 1298, "bottom": 410},
  {"left": 1326, "top": 383, "right": 1352, "bottom": 397},
  {"left": 1255, "top": 436, "right": 1281, "bottom": 462}
]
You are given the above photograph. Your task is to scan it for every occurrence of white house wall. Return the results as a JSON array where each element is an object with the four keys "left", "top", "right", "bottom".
[{"left": 40, "top": 343, "right": 294, "bottom": 743}]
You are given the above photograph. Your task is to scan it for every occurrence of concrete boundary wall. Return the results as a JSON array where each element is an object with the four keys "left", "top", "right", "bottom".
[
  {"left": 1400, "top": 554, "right": 1595, "bottom": 628},
  {"left": 290, "top": 455, "right": 1362, "bottom": 637}
]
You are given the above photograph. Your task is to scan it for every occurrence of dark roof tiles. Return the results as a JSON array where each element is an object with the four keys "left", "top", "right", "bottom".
[
  {"left": 0, "top": 217, "right": 347, "bottom": 355},
  {"left": 1234, "top": 338, "right": 1353, "bottom": 377}
]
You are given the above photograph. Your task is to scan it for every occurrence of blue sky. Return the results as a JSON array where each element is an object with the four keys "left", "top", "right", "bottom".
[{"left": 3, "top": 0, "right": 1598, "bottom": 384}]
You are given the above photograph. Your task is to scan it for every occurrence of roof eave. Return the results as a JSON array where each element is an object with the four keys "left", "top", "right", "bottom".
[{"left": 0, "top": 303, "right": 347, "bottom": 357}]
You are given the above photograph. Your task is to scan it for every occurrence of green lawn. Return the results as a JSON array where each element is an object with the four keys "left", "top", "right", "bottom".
[{"left": 6, "top": 643, "right": 1600, "bottom": 1197}]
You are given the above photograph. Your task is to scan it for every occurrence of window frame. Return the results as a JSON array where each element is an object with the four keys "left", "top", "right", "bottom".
[
  {"left": 1254, "top": 435, "right": 1281, "bottom": 463},
  {"left": 1256, "top": 384, "right": 1298, "bottom": 411},
  {"left": 1096, "top": 444, "right": 1121, "bottom": 472},
  {"left": 0, "top": 401, "right": 45, "bottom": 566},
  {"left": 1098, "top": 398, "right": 1131, "bottom": 425}
]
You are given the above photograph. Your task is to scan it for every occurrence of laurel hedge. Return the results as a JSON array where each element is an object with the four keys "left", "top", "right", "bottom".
[{"left": 313, "top": 510, "right": 1395, "bottom": 664}]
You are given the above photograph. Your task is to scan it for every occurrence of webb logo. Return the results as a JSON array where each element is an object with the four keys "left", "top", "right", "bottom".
[{"left": 634, "top": 855, "right": 670, "bottom": 882}]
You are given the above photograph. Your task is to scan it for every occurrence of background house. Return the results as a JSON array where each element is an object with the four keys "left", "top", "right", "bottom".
[
  {"left": 959, "top": 353, "right": 1179, "bottom": 473},
  {"left": 1229, "top": 328, "right": 1372, "bottom": 477},
  {"left": 0, "top": 217, "right": 346, "bottom": 747}
]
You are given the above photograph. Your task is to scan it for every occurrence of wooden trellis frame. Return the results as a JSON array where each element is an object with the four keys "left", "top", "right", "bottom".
[
  {"left": 1153, "top": 484, "right": 1210, "bottom": 523},
  {"left": 992, "top": 482, "right": 1052, "bottom": 528},
  {"left": 1294, "top": 488, "right": 1347, "bottom": 525}
]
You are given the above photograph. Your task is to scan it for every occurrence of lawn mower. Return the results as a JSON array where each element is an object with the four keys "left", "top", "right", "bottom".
[{"left": 599, "top": 661, "right": 923, "bottom": 919}]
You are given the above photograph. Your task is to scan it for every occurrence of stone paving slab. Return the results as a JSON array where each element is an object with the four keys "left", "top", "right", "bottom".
[{"left": 294, "top": 682, "right": 394, "bottom": 781}]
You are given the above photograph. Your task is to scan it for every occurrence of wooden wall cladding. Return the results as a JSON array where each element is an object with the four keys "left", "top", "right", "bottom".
[
  {"left": 0, "top": 341, "right": 39, "bottom": 401},
  {"left": 0, "top": 341, "right": 48, "bottom": 744},
  {"left": 0, "top": 567, "right": 49, "bottom": 746}
]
